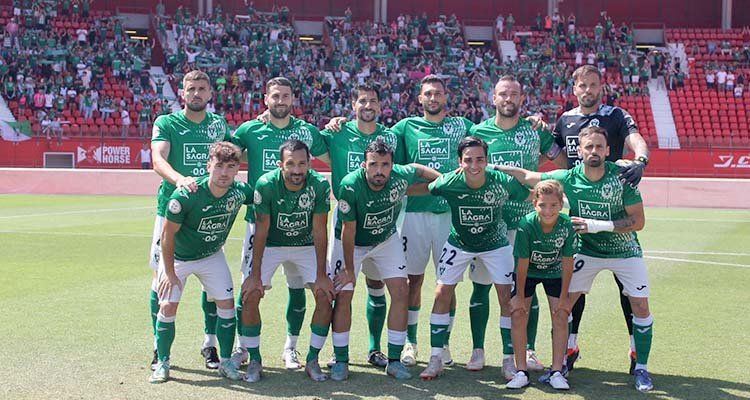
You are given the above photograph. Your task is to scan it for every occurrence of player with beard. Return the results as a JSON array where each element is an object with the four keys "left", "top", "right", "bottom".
[
  {"left": 320, "top": 84, "right": 405, "bottom": 369},
  {"left": 552, "top": 65, "right": 650, "bottom": 376},
  {"left": 230, "top": 77, "right": 331, "bottom": 371},
  {"left": 469, "top": 75, "right": 566, "bottom": 378},
  {"left": 496, "top": 126, "right": 655, "bottom": 392},
  {"left": 149, "top": 70, "right": 232, "bottom": 371}
]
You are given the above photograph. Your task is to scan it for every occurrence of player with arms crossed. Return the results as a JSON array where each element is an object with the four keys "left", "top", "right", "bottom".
[
  {"left": 419, "top": 136, "right": 530, "bottom": 380},
  {"left": 329, "top": 139, "right": 440, "bottom": 381},
  {"left": 231, "top": 77, "right": 331, "bottom": 370},
  {"left": 150, "top": 142, "right": 250, "bottom": 384},
  {"left": 504, "top": 180, "right": 574, "bottom": 390},
  {"left": 239, "top": 140, "right": 334, "bottom": 383},
  {"left": 553, "top": 65, "right": 650, "bottom": 375},
  {"left": 499, "top": 126, "right": 655, "bottom": 392},
  {"left": 149, "top": 70, "right": 231, "bottom": 371}
]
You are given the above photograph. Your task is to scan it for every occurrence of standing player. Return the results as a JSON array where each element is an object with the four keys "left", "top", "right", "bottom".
[
  {"left": 230, "top": 77, "right": 331, "bottom": 370},
  {"left": 239, "top": 140, "right": 333, "bottom": 383},
  {"left": 553, "top": 65, "right": 650, "bottom": 374},
  {"left": 149, "top": 70, "right": 231, "bottom": 371},
  {"left": 469, "top": 75, "right": 565, "bottom": 374},
  {"left": 499, "top": 126, "right": 654, "bottom": 392},
  {"left": 320, "top": 84, "right": 405, "bottom": 368},
  {"left": 328, "top": 139, "right": 440, "bottom": 381},
  {"left": 150, "top": 142, "right": 249, "bottom": 384},
  {"left": 505, "top": 180, "right": 574, "bottom": 390},
  {"left": 419, "top": 136, "right": 530, "bottom": 381}
]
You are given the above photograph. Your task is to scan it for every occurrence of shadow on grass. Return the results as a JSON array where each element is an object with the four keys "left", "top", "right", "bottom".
[{"left": 165, "top": 363, "right": 750, "bottom": 399}]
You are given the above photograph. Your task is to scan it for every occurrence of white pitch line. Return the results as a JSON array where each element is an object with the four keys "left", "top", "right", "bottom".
[
  {"left": 644, "top": 250, "right": 750, "bottom": 257},
  {"left": 0, "top": 206, "right": 154, "bottom": 219},
  {"left": 0, "top": 230, "right": 244, "bottom": 242},
  {"left": 649, "top": 217, "right": 750, "bottom": 223},
  {"left": 645, "top": 255, "right": 750, "bottom": 268}
]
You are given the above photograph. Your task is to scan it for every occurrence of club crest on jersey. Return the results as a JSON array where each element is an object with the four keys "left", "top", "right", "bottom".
[
  {"left": 338, "top": 200, "right": 351, "bottom": 213},
  {"left": 601, "top": 182, "right": 615, "bottom": 199},
  {"left": 555, "top": 236, "right": 565, "bottom": 248},
  {"left": 389, "top": 188, "right": 400, "bottom": 203},
  {"left": 514, "top": 131, "right": 527, "bottom": 146},
  {"left": 298, "top": 192, "right": 312, "bottom": 209},
  {"left": 168, "top": 199, "right": 182, "bottom": 214},
  {"left": 225, "top": 197, "right": 238, "bottom": 212},
  {"left": 206, "top": 120, "right": 225, "bottom": 141},
  {"left": 254, "top": 190, "right": 262, "bottom": 205},
  {"left": 483, "top": 190, "right": 496, "bottom": 205},
  {"left": 588, "top": 118, "right": 600, "bottom": 127}
]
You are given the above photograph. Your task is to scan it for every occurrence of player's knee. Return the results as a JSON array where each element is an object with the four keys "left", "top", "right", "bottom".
[
  {"left": 366, "top": 278, "right": 384, "bottom": 289},
  {"left": 408, "top": 274, "right": 424, "bottom": 291},
  {"left": 434, "top": 284, "right": 455, "bottom": 302},
  {"left": 334, "top": 290, "right": 354, "bottom": 306},
  {"left": 242, "top": 290, "right": 263, "bottom": 307},
  {"left": 214, "top": 299, "right": 234, "bottom": 310},
  {"left": 629, "top": 297, "right": 650, "bottom": 318},
  {"left": 387, "top": 280, "right": 409, "bottom": 302},
  {"left": 313, "top": 289, "right": 333, "bottom": 305},
  {"left": 160, "top": 302, "right": 178, "bottom": 317}
]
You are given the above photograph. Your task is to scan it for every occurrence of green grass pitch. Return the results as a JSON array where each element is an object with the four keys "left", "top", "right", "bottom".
[{"left": 1, "top": 194, "right": 749, "bottom": 399}]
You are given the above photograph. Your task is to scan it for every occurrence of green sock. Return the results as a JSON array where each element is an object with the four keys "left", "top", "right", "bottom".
[
  {"left": 500, "top": 316, "right": 513, "bottom": 355},
  {"left": 387, "top": 342, "right": 404, "bottom": 361},
  {"left": 333, "top": 331, "right": 349, "bottom": 362},
  {"left": 216, "top": 315, "right": 236, "bottom": 359},
  {"left": 469, "top": 283, "right": 491, "bottom": 349},
  {"left": 429, "top": 313, "right": 450, "bottom": 350},
  {"left": 149, "top": 290, "right": 159, "bottom": 336},
  {"left": 286, "top": 288, "right": 306, "bottom": 336},
  {"left": 444, "top": 307, "right": 456, "bottom": 346},
  {"left": 527, "top": 293, "right": 540, "bottom": 351},
  {"left": 155, "top": 319, "right": 175, "bottom": 362},
  {"left": 241, "top": 324, "right": 262, "bottom": 363},
  {"left": 407, "top": 306, "right": 420, "bottom": 344},
  {"left": 366, "top": 293, "right": 387, "bottom": 352},
  {"left": 307, "top": 324, "right": 329, "bottom": 363},
  {"left": 201, "top": 291, "right": 217, "bottom": 336},
  {"left": 632, "top": 316, "right": 653, "bottom": 365}
]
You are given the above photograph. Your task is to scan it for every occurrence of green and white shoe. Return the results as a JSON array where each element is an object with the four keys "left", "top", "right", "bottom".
[{"left": 149, "top": 359, "right": 170, "bottom": 384}]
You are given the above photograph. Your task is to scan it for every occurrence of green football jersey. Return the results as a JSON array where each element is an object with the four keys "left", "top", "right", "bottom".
[
  {"left": 230, "top": 116, "right": 328, "bottom": 222},
  {"left": 321, "top": 120, "right": 404, "bottom": 198},
  {"left": 513, "top": 212, "right": 576, "bottom": 279},
  {"left": 428, "top": 168, "right": 529, "bottom": 253},
  {"left": 254, "top": 168, "right": 331, "bottom": 247},
  {"left": 151, "top": 111, "right": 232, "bottom": 216},
  {"left": 336, "top": 164, "right": 418, "bottom": 246},
  {"left": 471, "top": 118, "right": 556, "bottom": 229},
  {"left": 393, "top": 116, "right": 473, "bottom": 213},
  {"left": 165, "top": 176, "right": 253, "bottom": 261},
  {"left": 541, "top": 161, "right": 643, "bottom": 258}
]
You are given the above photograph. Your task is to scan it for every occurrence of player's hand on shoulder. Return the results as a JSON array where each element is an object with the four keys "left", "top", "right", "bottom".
[
  {"left": 256, "top": 109, "right": 271, "bottom": 123},
  {"left": 325, "top": 117, "right": 347, "bottom": 132},
  {"left": 616, "top": 159, "right": 645, "bottom": 187},
  {"left": 176, "top": 176, "right": 198, "bottom": 192},
  {"left": 526, "top": 115, "right": 549, "bottom": 131}
]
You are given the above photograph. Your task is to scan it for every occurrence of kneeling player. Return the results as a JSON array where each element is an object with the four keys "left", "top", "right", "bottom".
[
  {"left": 329, "top": 139, "right": 440, "bottom": 381},
  {"left": 506, "top": 180, "right": 573, "bottom": 390},
  {"left": 239, "top": 140, "right": 334, "bottom": 383},
  {"left": 150, "top": 142, "right": 250, "bottom": 383}
]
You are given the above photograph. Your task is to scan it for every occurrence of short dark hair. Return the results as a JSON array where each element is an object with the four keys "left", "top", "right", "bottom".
[
  {"left": 457, "top": 136, "right": 488, "bottom": 158},
  {"left": 572, "top": 65, "right": 602, "bottom": 84},
  {"left": 365, "top": 138, "right": 394, "bottom": 161},
  {"left": 496, "top": 75, "right": 522, "bottom": 91},
  {"left": 578, "top": 126, "right": 609, "bottom": 145},
  {"left": 183, "top": 70, "right": 210, "bottom": 86},
  {"left": 266, "top": 76, "right": 293, "bottom": 92},
  {"left": 351, "top": 84, "right": 380, "bottom": 101},
  {"left": 420, "top": 74, "right": 446, "bottom": 93},
  {"left": 209, "top": 142, "right": 241, "bottom": 163},
  {"left": 279, "top": 139, "right": 310, "bottom": 161}
]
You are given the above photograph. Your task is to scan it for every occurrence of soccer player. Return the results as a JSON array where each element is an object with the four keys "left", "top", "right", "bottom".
[
  {"left": 505, "top": 180, "right": 574, "bottom": 390},
  {"left": 469, "top": 75, "right": 565, "bottom": 374},
  {"left": 230, "top": 77, "right": 331, "bottom": 370},
  {"left": 500, "top": 126, "right": 655, "bottom": 392},
  {"left": 150, "top": 141, "right": 250, "bottom": 384},
  {"left": 149, "top": 70, "right": 231, "bottom": 371},
  {"left": 328, "top": 139, "right": 440, "bottom": 381},
  {"left": 419, "top": 136, "right": 530, "bottom": 381},
  {"left": 553, "top": 65, "right": 650, "bottom": 374},
  {"left": 320, "top": 84, "right": 405, "bottom": 368},
  {"left": 239, "top": 140, "right": 333, "bottom": 383}
]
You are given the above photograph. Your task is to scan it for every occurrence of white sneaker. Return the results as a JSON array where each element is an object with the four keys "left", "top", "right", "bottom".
[
  {"left": 401, "top": 342, "right": 417, "bottom": 367},
  {"left": 506, "top": 371, "right": 530, "bottom": 389},
  {"left": 465, "top": 348, "right": 485, "bottom": 371},
  {"left": 149, "top": 359, "right": 170, "bottom": 384},
  {"left": 526, "top": 350, "right": 545, "bottom": 372},
  {"left": 502, "top": 356, "right": 517, "bottom": 380},
  {"left": 281, "top": 348, "right": 303, "bottom": 370},
  {"left": 419, "top": 355, "right": 444, "bottom": 380},
  {"left": 549, "top": 370, "right": 570, "bottom": 390},
  {"left": 243, "top": 360, "right": 262, "bottom": 383},
  {"left": 442, "top": 346, "right": 454, "bottom": 366},
  {"left": 229, "top": 348, "right": 248, "bottom": 369}
]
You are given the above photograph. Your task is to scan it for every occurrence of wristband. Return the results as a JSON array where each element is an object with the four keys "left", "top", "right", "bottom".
[
  {"left": 586, "top": 219, "right": 615, "bottom": 233},
  {"left": 635, "top": 155, "right": 649, "bottom": 166}
]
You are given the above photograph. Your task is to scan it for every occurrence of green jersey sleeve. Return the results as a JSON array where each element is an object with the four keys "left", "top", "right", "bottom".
[
  {"left": 337, "top": 181, "right": 358, "bottom": 223},
  {"left": 307, "top": 124, "right": 328, "bottom": 157},
  {"left": 622, "top": 182, "right": 643, "bottom": 207},
  {"left": 561, "top": 215, "right": 576, "bottom": 257},
  {"left": 313, "top": 175, "right": 332, "bottom": 214},
  {"left": 394, "top": 164, "right": 418, "bottom": 185},
  {"left": 151, "top": 115, "right": 171, "bottom": 142},
  {"left": 513, "top": 219, "right": 532, "bottom": 259},
  {"left": 491, "top": 169, "right": 529, "bottom": 201},
  {"left": 541, "top": 169, "right": 571, "bottom": 183},
  {"left": 229, "top": 121, "right": 250, "bottom": 151},
  {"left": 253, "top": 175, "right": 273, "bottom": 215},
  {"left": 165, "top": 188, "right": 191, "bottom": 224},
  {"left": 538, "top": 128, "right": 556, "bottom": 156}
]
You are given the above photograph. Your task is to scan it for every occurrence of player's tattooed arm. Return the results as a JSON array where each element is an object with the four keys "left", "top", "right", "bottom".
[
  {"left": 615, "top": 202, "right": 645, "bottom": 233},
  {"left": 411, "top": 163, "right": 441, "bottom": 181}
]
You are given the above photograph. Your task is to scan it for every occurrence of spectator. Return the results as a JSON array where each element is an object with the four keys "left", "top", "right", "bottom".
[
  {"left": 137, "top": 142, "right": 152, "bottom": 169},
  {"left": 120, "top": 106, "right": 131, "bottom": 137}
]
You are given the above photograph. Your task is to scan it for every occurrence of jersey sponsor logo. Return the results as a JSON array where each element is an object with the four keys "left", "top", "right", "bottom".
[
  {"left": 459, "top": 206, "right": 494, "bottom": 226},
  {"left": 338, "top": 200, "right": 351, "bottom": 213},
  {"left": 347, "top": 152, "right": 364, "bottom": 172},
  {"left": 183, "top": 143, "right": 211, "bottom": 166},
  {"left": 168, "top": 199, "right": 182, "bottom": 214},
  {"left": 277, "top": 211, "right": 309, "bottom": 232},
  {"left": 530, "top": 250, "right": 559, "bottom": 267},
  {"left": 417, "top": 138, "right": 450, "bottom": 161},
  {"left": 578, "top": 200, "right": 611, "bottom": 220},
  {"left": 491, "top": 151, "right": 524, "bottom": 168},
  {"left": 565, "top": 136, "right": 579, "bottom": 158},
  {"left": 363, "top": 206, "right": 395, "bottom": 229},
  {"left": 197, "top": 213, "right": 231, "bottom": 234},
  {"left": 263, "top": 149, "right": 280, "bottom": 171}
]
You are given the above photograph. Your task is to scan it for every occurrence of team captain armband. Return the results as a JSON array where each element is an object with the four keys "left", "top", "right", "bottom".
[{"left": 545, "top": 143, "right": 563, "bottom": 160}]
